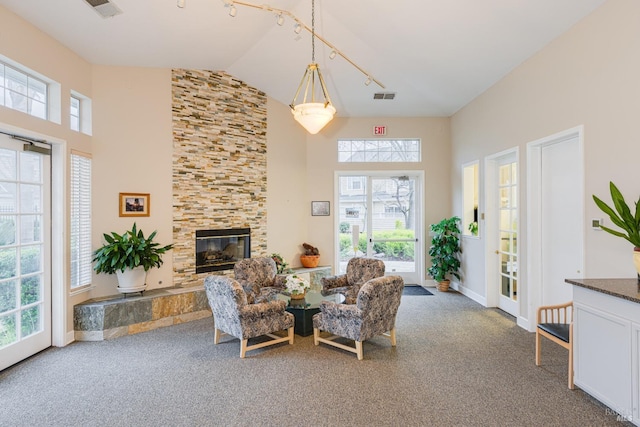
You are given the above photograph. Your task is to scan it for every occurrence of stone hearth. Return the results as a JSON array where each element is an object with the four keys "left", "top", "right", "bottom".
[{"left": 74, "top": 286, "right": 211, "bottom": 341}]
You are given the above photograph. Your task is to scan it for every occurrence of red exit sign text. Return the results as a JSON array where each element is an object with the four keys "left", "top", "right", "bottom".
[{"left": 373, "top": 126, "right": 386, "bottom": 136}]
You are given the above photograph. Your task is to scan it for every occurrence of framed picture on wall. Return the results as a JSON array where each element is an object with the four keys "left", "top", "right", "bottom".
[
  {"left": 119, "top": 192, "right": 150, "bottom": 217},
  {"left": 311, "top": 201, "right": 330, "bottom": 216}
]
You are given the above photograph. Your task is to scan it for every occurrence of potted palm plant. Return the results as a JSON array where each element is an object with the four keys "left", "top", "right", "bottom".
[
  {"left": 427, "top": 216, "right": 461, "bottom": 292},
  {"left": 593, "top": 181, "right": 640, "bottom": 275},
  {"left": 92, "top": 223, "right": 173, "bottom": 293}
]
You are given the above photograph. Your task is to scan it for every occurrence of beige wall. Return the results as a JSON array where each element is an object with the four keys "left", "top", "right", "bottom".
[
  {"left": 90, "top": 66, "right": 174, "bottom": 297},
  {"left": 307, "top": 117, "right": 451, "bottom": 276},
  {"left": 451, "top": 0, "right": 640, "bottom": 321}
]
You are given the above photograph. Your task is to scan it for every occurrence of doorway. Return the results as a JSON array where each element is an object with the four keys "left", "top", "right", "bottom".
[
  {"left": 336, "top": 172, "right": 423, "bottom": 285},
  {"left": 0, "top": 133, "right": 52, "bottom": 371},
  {"left": 485, "top": 148, "right": 519, "bottom": 317},
  {"left": 527, "top": 127, "right": 584, "bottom": 331}
]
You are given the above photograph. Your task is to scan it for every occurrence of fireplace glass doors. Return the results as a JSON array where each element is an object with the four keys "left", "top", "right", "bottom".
[{"left": 195, "top": 228, "right": 250, "bottom": 273}]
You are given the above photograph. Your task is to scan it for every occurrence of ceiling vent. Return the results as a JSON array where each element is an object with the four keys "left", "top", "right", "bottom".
[
  {"left": 373, "top": 92, "right": 396, "bottom": 100},
  {"left": 83, "top": 0, "right": 123, "bottom": 18}
]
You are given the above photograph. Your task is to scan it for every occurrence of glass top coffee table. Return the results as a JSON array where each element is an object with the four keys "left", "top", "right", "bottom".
[{"left": 275, "top": 290, "right": 344, "bottom": 336}]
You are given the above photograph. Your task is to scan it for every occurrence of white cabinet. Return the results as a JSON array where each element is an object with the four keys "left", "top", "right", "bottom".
[{"left": 573, "top": 285, "right": 637, "bottom": 424}]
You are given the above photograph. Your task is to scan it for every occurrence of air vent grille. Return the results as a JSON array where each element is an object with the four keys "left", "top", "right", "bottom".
[
  {"left": 83, "top": 0, "right": 122, "bottom": 18},
  {"left": 373, "top": 93, "right": 396, "bottom": 100}
]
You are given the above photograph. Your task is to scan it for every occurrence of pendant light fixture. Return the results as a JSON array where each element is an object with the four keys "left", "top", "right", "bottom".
[{"left": 289, "top": 0, "right": 336, "bottom": 134}]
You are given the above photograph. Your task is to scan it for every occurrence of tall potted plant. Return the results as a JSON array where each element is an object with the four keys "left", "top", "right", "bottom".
[
  {"left": 593, "top": 181, "right": 640, "bottom": 275},
  {"left": 93, "top": 223, "right": 173, "bottom": 293},
  {"left": 427, "top": 216, "right": 461, "bottom": 292}
]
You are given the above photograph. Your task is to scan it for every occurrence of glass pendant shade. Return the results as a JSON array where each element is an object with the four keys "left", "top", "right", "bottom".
[{"left": 292, "top": 102, "right": 336, "bottom": 134}]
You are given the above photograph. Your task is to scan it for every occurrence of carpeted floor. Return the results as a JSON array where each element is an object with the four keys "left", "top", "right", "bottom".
[
  {"left": 0, "top": 290, "right": 629, "bottom": 427},
  {"left": 403, "top": 285, "right": 433, "bottom": 296}
]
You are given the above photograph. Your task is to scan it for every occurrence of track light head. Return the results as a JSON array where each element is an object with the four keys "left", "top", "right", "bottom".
[
  {"left": 229, "top": 5, "right": 237, "bottom": 17},
  {"left": 293, "top": 22, "right": 302, "bottom": 34},
  {"left": 365, "top": 77, "right": 372, "bottom": 86},
  {"left": 329, "top": 50, "right": 337, "bottom": 60},
  {"left": 177, "top": 0, "right": 185, "bottom": 8},
  {"left": 276, "top": 13, "right": 284, "bottom": 26}
]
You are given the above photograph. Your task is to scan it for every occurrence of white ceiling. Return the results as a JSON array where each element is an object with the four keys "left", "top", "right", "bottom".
[{"left": 0, "top": 0, "right": 606, "bottom": 117}]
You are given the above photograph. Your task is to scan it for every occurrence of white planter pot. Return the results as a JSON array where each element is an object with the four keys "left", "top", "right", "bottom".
[
  {"left": 115, "top": 266, "right": 147, "bottom": 293},
  {"left": 634, "top": 248, "right": 640, "bottom": 276}
]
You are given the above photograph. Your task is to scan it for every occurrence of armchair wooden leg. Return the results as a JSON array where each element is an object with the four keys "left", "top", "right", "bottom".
[
  {"left": 535, "top": 330, "right": 541, "bottom": 366},
  {"left": 355, "top": 341, "right": 363, "bottom": 360},
  {"left": 288, "top": 327, "right": 294, "bottom": 345},
  {"left": 568, "top": 325, "right": 574, "bottom": 389},
  {"left": 389, "top": 328, "right": 397, "bottom": 346},
  {"left": 313, "top": 328, "right": 320, "bottom": 346},
  {"left": 240, "top": 339, "right": 248, "bottom": 359}
]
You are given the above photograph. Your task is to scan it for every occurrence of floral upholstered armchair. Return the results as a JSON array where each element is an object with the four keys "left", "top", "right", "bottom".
[
  {"left": 234, "top": 257, "right": 286, "bottom": 303},
  {"left": 320, "top": 257, "right": 385, "bottom": 304},
  {"left": 313, "top": 275, "right": 404, "bottom": 360},
  {"left": 204, "top": 275, "right": 294, "bottom": 358}
]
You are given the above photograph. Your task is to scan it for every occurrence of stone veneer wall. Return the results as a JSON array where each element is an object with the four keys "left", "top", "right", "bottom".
[{"left": 171, "top": 69, "right": 268, "bottom": 287}]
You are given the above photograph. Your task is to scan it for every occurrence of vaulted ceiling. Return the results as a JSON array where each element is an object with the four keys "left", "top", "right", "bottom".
[{"left": 0, "top": 0, "right": 606, "bottom": 117}]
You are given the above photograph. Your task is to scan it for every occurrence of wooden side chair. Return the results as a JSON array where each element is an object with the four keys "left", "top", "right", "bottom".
[{"left": 536, "top": 301, "right": 574, "bottom": 389}]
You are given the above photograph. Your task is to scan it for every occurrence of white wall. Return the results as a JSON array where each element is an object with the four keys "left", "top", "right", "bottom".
[{"left": 451, "top": 0, "right": 640, "bottom": 322}]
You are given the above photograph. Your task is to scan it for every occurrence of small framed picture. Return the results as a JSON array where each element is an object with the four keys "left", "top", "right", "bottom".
[
  {"left": 311, "top": 201, "right": 330, "bottom": 216},
  {"left": 119, "top": 193, "right": 150, "bottom": 217}
]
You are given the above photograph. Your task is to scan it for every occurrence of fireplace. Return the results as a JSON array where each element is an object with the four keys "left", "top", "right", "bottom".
[{"left": 195, "top": 228, "right": 251, "bottom": 274}]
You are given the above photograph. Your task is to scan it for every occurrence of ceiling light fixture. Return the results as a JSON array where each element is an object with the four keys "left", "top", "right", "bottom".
[
  {"left": 276, "top": 13, "right": 284, "bottom": 26},
  {"left": 289, "top": 0, "right": 335, "bottom": 134},
  {"left": 293, "top": 22, "right": 302, "bottom": 34},
  {"left": 229, "top": 5, "right": 237, "bottom": 17},
  {"left": 177, "top": 0, "right": 185, "bottom": 8},
  {"left": 364, "top": 76, "right": 371, "bottom": 86},
  {"left": 329, "top": 50, "right": 337, "bottom": 60}
]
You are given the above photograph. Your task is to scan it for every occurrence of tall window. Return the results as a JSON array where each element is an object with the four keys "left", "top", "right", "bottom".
[
  {"left": 70, "top": 96, "right": 80, "bottom": 132},
  {"left": 70, "top": 151, "right": 92, "bottom": 290},
  {"left": 0, "top": 61, "right": 47, "bottom": 120},
  {"left": 338, "top": 139, "right": 421, "bottom": 163}
]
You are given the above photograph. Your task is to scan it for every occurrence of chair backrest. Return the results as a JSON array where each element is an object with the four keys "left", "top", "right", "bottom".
[
  {"left": 345, "top": 257, "right": 386, "bottom": 287},
  {"left": 234, "top": 257, "right": 277, "bottom": 287},
  {"left": 356, "top": 275, "right": 404, "bottom": 337},
  {"left": 204, "top": 276, "right": 247, "bottom": 324}
]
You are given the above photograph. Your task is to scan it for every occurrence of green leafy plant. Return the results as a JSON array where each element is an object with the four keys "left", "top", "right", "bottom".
[
  {"left": 271, "top": 253, "right": 293, "bottom": 274},
  {"left": 427, "top": 216, "right": 461, "bottom": 283},
  {"left": 468, "top": 221, "right": 478, "bottom": 236},
  {"left": 593, "top": 181, "right": 640, "bottom": 248},
  {"left": 93, "top": 223, "right": 173, "bottom": 274}
]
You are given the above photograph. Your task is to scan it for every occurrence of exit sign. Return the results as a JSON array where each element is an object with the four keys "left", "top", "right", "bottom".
[{"left": 373, "top": 126, "right": 386, "bottom": 136}]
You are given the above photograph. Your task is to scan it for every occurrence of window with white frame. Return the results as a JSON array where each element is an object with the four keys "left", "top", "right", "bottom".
[
  {"left": 338, "top": 139, "right": 421, "bottom": 163},
  {"left": 0, "top": 61, "right": 47, "bottom": 120},
  {"left": 70, "top": 96, "right": 80, "bottom": 132},
  {"left": 70, "top": 90, "right": 92, "bottom": 135},
  {"left": 70, "top": 151, "right": 92, "bottom": 290}
]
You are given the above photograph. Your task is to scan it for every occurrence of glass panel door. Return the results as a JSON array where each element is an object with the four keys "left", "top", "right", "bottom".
[
  {"left": 497, "top": 160, "right": 518, "bottom": 316},
  {"left": 337, "top": 173, "right": 421, "bottom": 284},
  {"left": 0, "top": 135, "right": 51, "bottom": 371}
]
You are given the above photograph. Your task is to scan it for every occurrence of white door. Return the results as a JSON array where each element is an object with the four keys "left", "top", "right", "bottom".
[
  {"left": 496, "top": 156, "right": 518, "bottom": 316},
  {"left": 336, "top": 173, "right": 423, "bottom": 284},
  {"left": 0, "top": 134, "right": 51, "bottom": 371},
  {"left": 540, "top": 136, "right": 581, "bottom": 305}
]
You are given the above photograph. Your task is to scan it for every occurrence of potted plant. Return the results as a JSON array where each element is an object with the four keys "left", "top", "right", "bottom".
[
  {"left": 593, "top": 181, "right": 640, "bottom": 275},
  {"left": 92, "top": 223, "right": 173, "bottom": 293},
  {"left": 284, "top": 274, "right": 310, "bottom": 300},
  {"left": 427, "top": 216, "right": 461, "bottom": 292},
  {"left": 300, "top": 242, "right": 320, "bottom": 268}
]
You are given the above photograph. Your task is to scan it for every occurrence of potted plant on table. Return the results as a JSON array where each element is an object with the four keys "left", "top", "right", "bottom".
[
  {"left": 284, "top": 274, "right": 311, "bottom": 300},
  {"left": 593, "top": 181, "right": 640, "bottom": 276},
  {"left": 92, "top": 223, "right": 173, "bottom": 293},
  {"left": 300, "top": 243, "right": 320, "bottom": 268},
  {"left": 427, "top": 216, "right": 461, "bottom": 292}
]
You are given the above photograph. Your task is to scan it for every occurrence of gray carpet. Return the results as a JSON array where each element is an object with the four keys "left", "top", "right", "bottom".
[{"left": 0, "top": 290, "right": 628, "bottom": 427}]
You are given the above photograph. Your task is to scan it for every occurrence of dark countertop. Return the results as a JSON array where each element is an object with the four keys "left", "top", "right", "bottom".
[{"left": 565, "top": 278, "right": 640, "bottom": 304}]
